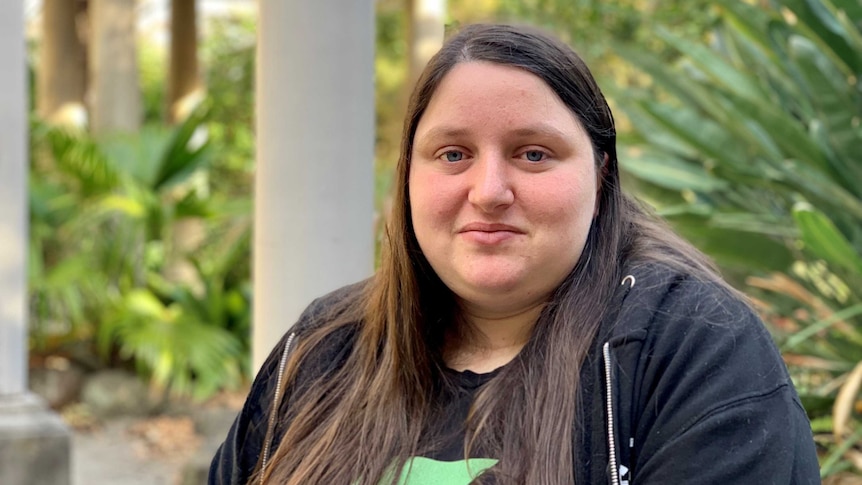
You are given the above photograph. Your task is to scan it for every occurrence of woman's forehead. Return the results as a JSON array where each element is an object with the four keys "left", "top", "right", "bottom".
[{"left": 413, "top": 62, "right": 586, "bottom": 143}]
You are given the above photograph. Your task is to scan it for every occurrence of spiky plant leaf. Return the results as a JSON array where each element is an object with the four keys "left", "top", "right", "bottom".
[{"left": 616, "top": 0, "right": 862, "bottom": 473}]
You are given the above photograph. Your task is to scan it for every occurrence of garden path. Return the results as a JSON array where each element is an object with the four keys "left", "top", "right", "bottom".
[{"left": 68, "top": 394, "right": 240, "bottom": 485}]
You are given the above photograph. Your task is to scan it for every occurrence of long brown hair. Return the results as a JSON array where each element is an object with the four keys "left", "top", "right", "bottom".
[{"left": 256, "top": 24, "right": 723, "bottom": 485}]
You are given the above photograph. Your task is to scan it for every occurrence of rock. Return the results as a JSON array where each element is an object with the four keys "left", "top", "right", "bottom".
[
  {"left": 29, "top": 357, "right": 86, "bottom": 409},
  {"left": 80, "top": 370, "right": 156, "bottom": 417},
  {"left": 192, "top": 407, "right": 237, "bottom": 441},
  {"left": 179, "top": 405, "right": 239, "bottom": 484},
  {"left": 178, "top": 455, "right": 210, "bottom": 485}
]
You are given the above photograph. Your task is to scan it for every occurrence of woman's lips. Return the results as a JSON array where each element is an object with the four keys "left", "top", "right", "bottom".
[{"left": 458, "top": 223, "right": 524, "bottom": 245}]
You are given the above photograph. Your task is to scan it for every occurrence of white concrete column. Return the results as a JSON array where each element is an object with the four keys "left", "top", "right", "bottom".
[
  {"left": 254, "top": 0, "right": 376, "bottom": 369},
  {"left": 0, "top": 0, "right": 28, "bottom": 398},
  {"left": 0, "top": 2, "right": 71, "bottom": 484}
]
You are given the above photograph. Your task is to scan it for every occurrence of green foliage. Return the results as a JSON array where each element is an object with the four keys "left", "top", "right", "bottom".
[
  {"left": 203, "top": 14, "right": 256, "bottom": 182},
  {"left": 26, "top": 9, "right": 259, "bottom": 400},
  {"left": 139, "top": 40, "right": 167, "bottom": 124},
  {"left": 615, "top": 0, "right": 862, "bottom": 474},
  {"left": 493, "top": 0, "right": 719, "bottom": 73},
  {"left": 374, "top": 0, "right": 409, "bottom": 171},
  {"left": 29, "top": 104, "right": 251, "bottom": 399}
]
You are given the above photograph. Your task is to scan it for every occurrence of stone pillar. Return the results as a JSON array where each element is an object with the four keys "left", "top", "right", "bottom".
[
  {"left": 0, "top": 1, "right": 71, "bottom": 483},
  {"left": 89, "top": 0, "right": 142, "bottom": 135},
  {"left": 37, "top": 0, "right": 87, "bottom": 126},
  {"left": 254, "top": 0, "right": 375, "bottom": 370},
  {"left": 167, "top": 0, "right": 202, "bottom": 123}
]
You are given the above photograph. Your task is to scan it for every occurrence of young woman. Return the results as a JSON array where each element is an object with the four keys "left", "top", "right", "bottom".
[{"left": 210, "top": 24, "right": 820, "bottom": 484}]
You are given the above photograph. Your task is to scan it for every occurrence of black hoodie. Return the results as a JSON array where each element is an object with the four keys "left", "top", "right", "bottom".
[{"left": 209, "top": 266, "right": 820, "bottom": 484}]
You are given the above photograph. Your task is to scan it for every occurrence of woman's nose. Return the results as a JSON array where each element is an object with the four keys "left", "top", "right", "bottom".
[{"left": 467, "top": 155, "right": 515, "bottom": 213}]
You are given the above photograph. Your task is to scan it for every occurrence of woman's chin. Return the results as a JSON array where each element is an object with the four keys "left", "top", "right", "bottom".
[
  {"left": 458, "top": 275, "right": 522, "bottom": 295},
  {"left": 452, "top": 277, "right": 540, "bottom": 309}
]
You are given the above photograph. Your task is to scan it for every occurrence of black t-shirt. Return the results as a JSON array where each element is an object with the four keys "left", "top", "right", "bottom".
[{"left": 386, "top": 367, "right": 500, "bottom": 484}]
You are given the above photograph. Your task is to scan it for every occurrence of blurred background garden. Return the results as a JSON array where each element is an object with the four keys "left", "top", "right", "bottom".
[{"left": 20, "top": 0, "right": 862, "bottom": 482}]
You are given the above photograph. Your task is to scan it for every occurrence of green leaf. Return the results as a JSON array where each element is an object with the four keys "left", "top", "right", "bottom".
[
  {"left": 788, "top": 36, "right": 862, "bottom": 192},
  {"left": 782, "top": 0, "right": 862, "bottom": 73},
  {"left": 154, "top": 103, "right": 212, "bottom": 191},
  {"left": 709, "top": 212, "right": 797, "bottom": 239},
  {"left": 613, "top": 44, "right": 730, "bottom": 121},
  {"left": 125, "top": 289, "right": 169, "bottom": 321},
  {"left": 793, "top": 203, "right": 862, "bottom": 274},
  {"left": 666, "top": 213, "right": 795, "bottom": 271},
  {"left": 43, "top": 256, "right": 91, "bottom": 289},
  {"left": 174, "top": 191, "right": 213, "bottom": 219},
  {"left": 99, "top": 126, "right": 173, "bottom": 186},
  {"left": 655, "top": 27, "right": 766, "bottom": 101},
  {"left": 784, "top": 302, "right": 862, "bottom": 349},
  {"left": 774, "top": 160, "right": 862, "bottom": 221},
  {"left": 43, "top": 127, "right": 118, "bottom": 195},
  {"left": 720, "top": 90, "right": 832, "bottom": 174},
  {"left": 634, "top": 100, "right": 754, "bottom": 173},
  {"left": 820, "top": 426, "right": 862, "bottom": 477},
  {"left": 97, "top": 194, "right": 147, "bottom": 218},
  {"left": 619, "top": 152, "right": 728, "bottom": 192}
]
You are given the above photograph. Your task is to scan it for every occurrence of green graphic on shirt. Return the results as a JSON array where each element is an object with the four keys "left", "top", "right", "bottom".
[{"left": 391, "top": 456, "right": 498, "bottom": 484}]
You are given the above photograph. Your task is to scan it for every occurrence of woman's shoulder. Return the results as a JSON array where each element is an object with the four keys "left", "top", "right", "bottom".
[
  {"left": 291, "top": 278, "right": 371, "bottom": 335},
  {"left": 609, "top": 271, "right": 819, "bottom": 484},
  {"left": 615, "top": 261, "right": 757, "bottom": 333},
  {"left": 612, "top": 261, "right": 789, "bottom": 394},
  {"left": 252, "top": 279, "right": 369, "bottom": 398},
  {"left": 208, "top": 280, "right": 369, "bottom": 483},
  {"left": 608, "top": 261, "right": 781, "bottom": 375}
]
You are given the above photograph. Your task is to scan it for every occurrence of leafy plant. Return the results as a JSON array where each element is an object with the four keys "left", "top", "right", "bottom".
[
  {"left": 203, "top": 13, "right": 256, "bottom": 189},
  {"left": 614, "top": 0, "right": 862, "bottom": 476},
  {"left": 29, "top": 104, "right": 251, "bottom": 399}
]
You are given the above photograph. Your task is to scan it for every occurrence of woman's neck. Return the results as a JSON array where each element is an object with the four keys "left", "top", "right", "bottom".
[{"left": 444, "top": 301, "right": 545, "bottom": 373}]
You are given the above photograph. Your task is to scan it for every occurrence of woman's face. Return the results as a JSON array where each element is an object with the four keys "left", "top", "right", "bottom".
[{"left": 409, "top": 61, "right": 599, "bottom": 317}]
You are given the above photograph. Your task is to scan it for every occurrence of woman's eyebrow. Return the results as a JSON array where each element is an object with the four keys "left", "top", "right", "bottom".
[
  {"left": 417, "top": 124, "right": 570, "bottom": 142},
  {"left": 508, "top": 124, "right": 570, "bottom": 140},
  {"left": 416, "top": 126, "right": 471, "bottom": 142}
]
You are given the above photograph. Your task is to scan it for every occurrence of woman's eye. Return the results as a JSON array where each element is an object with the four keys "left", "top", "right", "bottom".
[
  {"left": 442, "top": 151, "right": 464, "bottom": 162},
  {"left": 523, "top": 150, "right": 546, "bottom": 162}
]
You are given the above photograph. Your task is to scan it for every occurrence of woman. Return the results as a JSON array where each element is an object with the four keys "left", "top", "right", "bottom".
[{"left": 210, "top": 24, "right": 820, "bottom": 484}]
